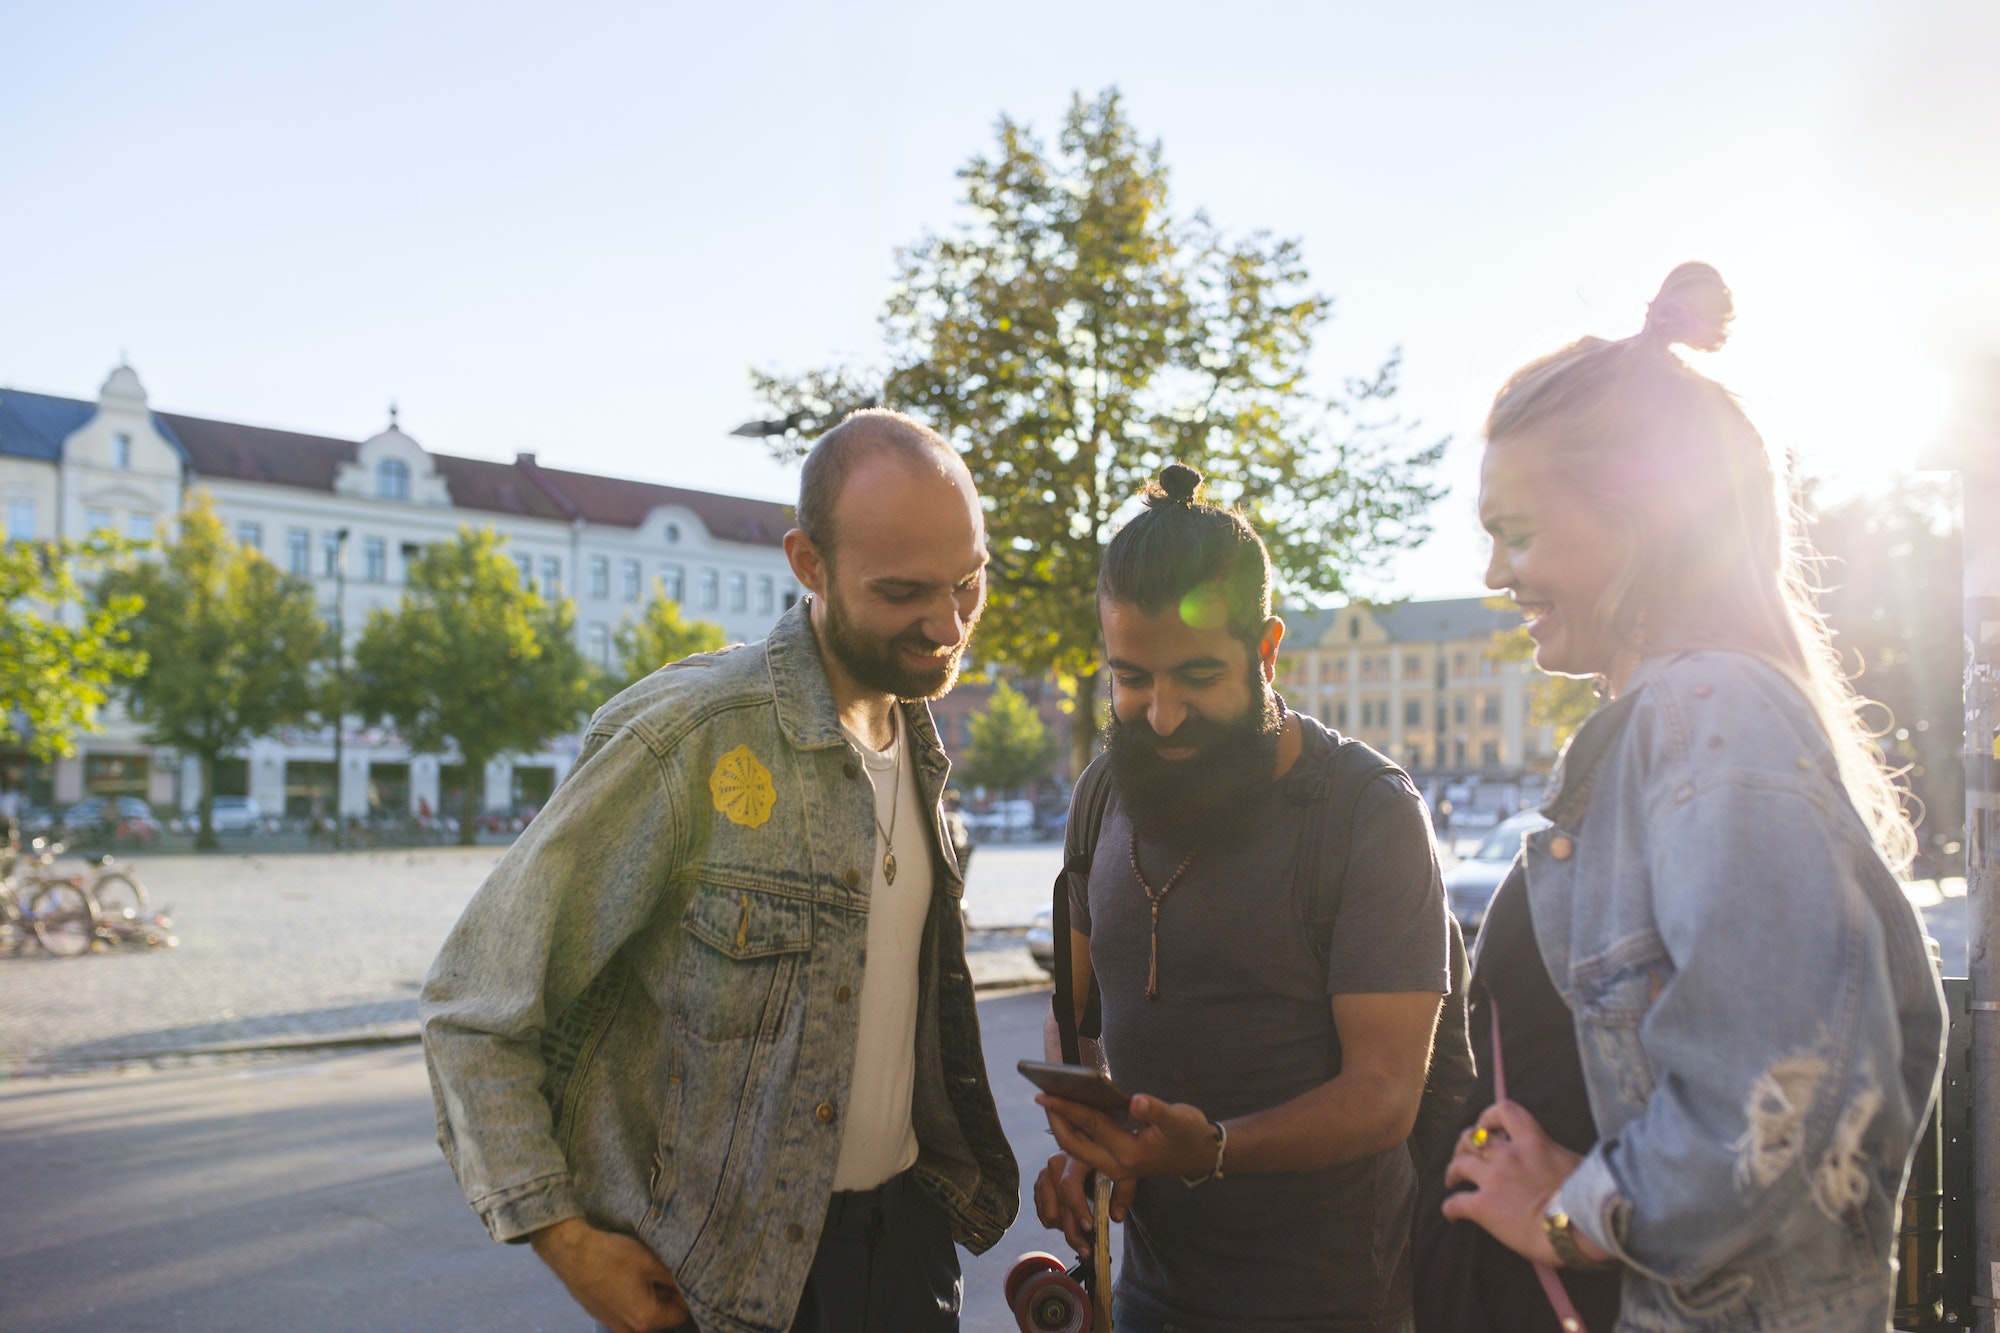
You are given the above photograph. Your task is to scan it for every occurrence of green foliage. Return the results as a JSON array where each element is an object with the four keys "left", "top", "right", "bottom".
[
  {"left": 0, "top": 534, "right": 146, "bottom": 761},
  {"left": 97, "top": 494, "right": 325, "bottom": 846},
  {"left": 753, "top": 89, "right": 1446, "bottom": 772},
  {"left": 960, "top": 680, "right": 1057, "bottom": 795},
  {"left": 1484, "top": 602, "right": 1599, "bottom": 750},
  {"left": 601, "top": 583, "right": 730, "bottom": 696},
  {"left": 352, "top": 528, "right": 594, "bottom": 843},
  {"left": 1810, "top": 478, "right": 1964, "bottom": 874}
]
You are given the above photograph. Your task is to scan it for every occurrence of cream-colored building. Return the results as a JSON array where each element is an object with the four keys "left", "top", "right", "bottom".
[
  {"left": 1278, "top": 598, "right": 1556, "bottom": 784},
  {"left": 0, "top": 364, "right": 798, "bottom": 820}
]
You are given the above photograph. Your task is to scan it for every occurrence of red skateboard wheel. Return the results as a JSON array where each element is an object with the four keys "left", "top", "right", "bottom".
[
  {"left": 1013, "top": 1268, "right": 1091, "bottom": 1333},
  {"left": 1004, "top": 1252, "right": 1068, "bottom": 1310}
]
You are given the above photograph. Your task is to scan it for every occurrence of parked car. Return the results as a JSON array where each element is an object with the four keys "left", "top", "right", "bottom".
[
  {"left": 1027, "top": 909, "right": 1056, "bottom": 974},
  {"left": 1443, "top": 809, "right": 1550, "bottom": 936},
  {"left": 59, "top": 796, "right": 163, "bottom": 846},
  {"left": 206, "top": 796, "right": 265, "bottom": 834}
]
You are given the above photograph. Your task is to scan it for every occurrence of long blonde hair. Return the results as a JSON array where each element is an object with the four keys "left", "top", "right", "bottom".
[{"left": 1486, "top": 263, "right": 1916, "bottom": 869}]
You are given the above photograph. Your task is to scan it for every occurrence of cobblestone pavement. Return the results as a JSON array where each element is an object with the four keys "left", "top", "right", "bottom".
[{"left": 0, "top": 847, "right": 1049, "bottom": 1076}]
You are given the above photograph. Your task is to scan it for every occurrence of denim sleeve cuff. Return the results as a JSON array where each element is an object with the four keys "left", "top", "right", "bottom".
[
  {"left": 1559, "top": 1148, "right": 1644, "bottom": 1273},
  {"left": 474, "top": 1172, "right": 583, "bottom": 1244}
]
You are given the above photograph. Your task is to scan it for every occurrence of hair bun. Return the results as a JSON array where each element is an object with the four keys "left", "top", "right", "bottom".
[
  {"left": 1155, "top": 462, "right": 1203, "bottom": 507},
  {"left": 1643, "top": 262, "right": 1733, "bottom": 353}
]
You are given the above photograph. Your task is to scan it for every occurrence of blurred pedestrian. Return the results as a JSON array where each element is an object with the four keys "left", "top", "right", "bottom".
[
  {"left": 422, "top": 409, "right": 1015, "bottom": 1333},
  {"left": 1033, "top": 465, "right": 1457, "bottom": 1333},
  {"left": 1413, "top": 264, "right": 1946, "bottom": 1332}
]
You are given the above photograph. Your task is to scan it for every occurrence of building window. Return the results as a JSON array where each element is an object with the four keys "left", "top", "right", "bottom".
[
  {"left": 114, "top": 434, "right": 133, "bottom": 469},
  {"left": 87, "top": 507, "right": 114, "bottom": 533},
  {"left": 1481, "top": 740, "right": 1500, "bottom": 766},
  {"left": 376, "top": 457, "right": 411, "bottom": 501},
  {"left": 700, "top": 568, "right": 719, "bottom": 609},
  {"left": 1454, "top": 696, "right": 1467, "bottom": 725},
  {"left": 757, "top": 575, "right": 774, "bottom": 614},
  {"left": 237, "top": 521, "right": 262, "bottom": 551},
  {"left": 659, "top": 564, "right": 684, "bottom": 603},
  {"left": 400, "top": 542, "right": 421, "bottom": 582},
  {"left": 364, "top": 537, "right": 387, "bottom": 582},
  {"left": 1335, "top": 701, "right": 1349, "bottom": 729},
  {"left": 288, "top": 528, "right": 310, "bottom": 575},
  {"left": 587, "top": 624, "right": 610, "bottom": 668},
  {"left": 1360, "top": 700, "right": 1373, "bottom": 728},
  {"left": 322, "top": 533, "right": 342, "bottom": 577},
  {"left": 783, "top": 589, "right": 797, "bottom": 610},
  {"left": 5, "top": 499, "right": 34, "bottom": 540},
  {"left": 1403, "top": 654, "right": 1425, "bottom": 680},
  {"left": 128, "top": 513, "right": 155, "bottom": 542},
  {"left": 1453, "top": 652, "right": 1468, "bottom": 678},
  {"left": 664, "top": 523, "right": 680, "bottom": 544},
  {"left": 589, "top": 556, "right": 609, "bottom": 599},
  {"left": 622, "top": 558, "right": 642, "bottom": 602},
  {"left": 727, "top": 571, "right": 747, "bottom": 612},
  {"left": 1405, "top": 744, "right": 1424, "bottom": 769},
  {"left": 1482, "top": 694, "right": 1500, "bottom": 724},
  {"left": 516, "top": 554, "right": 534, "bottom": 589},
  {"left": 1454, "top": 738, "right": 1468, "bottom": 768},
  {"left": 1348, "top": 615, "right": 1361, "bottom": 640},
  {"left": 540, "top": 557, "right": 562, "bottom": 597},
  {"left": 1405, "top": 699, "right": 1423, "bottom": 727}
]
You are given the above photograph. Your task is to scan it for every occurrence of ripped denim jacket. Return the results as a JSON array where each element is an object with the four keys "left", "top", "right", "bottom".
[
  {"left": 1524, "top": 651, "right": 1945, "bottom": 1332},
  {"left": 420, "top": 600, "right": 1017, "bottom": 1333}
]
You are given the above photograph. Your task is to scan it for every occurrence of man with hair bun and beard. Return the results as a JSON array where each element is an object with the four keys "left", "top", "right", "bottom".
[
  {"left": 1032, "top": 464, "right": 1451, "bottom": 1333},
  {"left": 422, "top": 408, "right": 1016, "bottom": 1333}
]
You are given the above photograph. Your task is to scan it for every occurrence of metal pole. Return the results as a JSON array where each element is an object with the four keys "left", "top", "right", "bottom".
[
  {"left": 1943, "top": 366, "right": 2000, "bottom": 1331},
  {"left": 333, "top": 528, "right": 349, "bottom": 852}
]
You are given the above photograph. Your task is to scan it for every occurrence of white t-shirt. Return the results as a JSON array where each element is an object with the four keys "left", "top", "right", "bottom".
[{"left": 830, "top": 709, "right": 931, "bottom": 1190}]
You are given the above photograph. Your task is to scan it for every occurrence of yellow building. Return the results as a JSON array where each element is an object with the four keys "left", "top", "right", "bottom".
[{"left": 1278, "top": 597, "right": 1556, "bottom": 780}]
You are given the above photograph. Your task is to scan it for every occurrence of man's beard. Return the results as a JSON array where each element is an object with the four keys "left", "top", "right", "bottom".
[
  {"left": 1105, "top": 671, "right": 1283, "bottom": 847},
  {"left": 819, "top": 587, "right": 975, "bottom": 702}
]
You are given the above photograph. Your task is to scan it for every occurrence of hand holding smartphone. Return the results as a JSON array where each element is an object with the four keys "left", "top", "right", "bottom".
[{"left": 1018, "top": 1060, "right": 1140, "bottom": 1128}]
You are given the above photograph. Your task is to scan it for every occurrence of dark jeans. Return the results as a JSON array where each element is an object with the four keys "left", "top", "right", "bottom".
[{"left": 601, "top": 1170, "right": 959, "bottom": 1333}]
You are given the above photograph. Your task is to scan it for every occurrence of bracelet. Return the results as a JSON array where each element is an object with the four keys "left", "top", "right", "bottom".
[
  {"left": 1180, "top": 1118, "right": 1227, "bottom": 1187},
  {"left": 1542, "top": 1200, "right": 1618, "bottom": 1271}
]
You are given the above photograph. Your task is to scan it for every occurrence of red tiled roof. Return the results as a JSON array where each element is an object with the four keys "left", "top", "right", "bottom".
[{"left": 158, "top": 410, "right": 790, "bottom": 545}]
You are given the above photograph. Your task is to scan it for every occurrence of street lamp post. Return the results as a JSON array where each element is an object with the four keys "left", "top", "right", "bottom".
[{"left": 331, "top": 528, "right": 349, "bottom": 851}]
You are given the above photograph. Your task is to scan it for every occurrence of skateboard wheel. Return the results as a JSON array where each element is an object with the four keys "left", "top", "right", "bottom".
[
  {"left": 1013, "top": 1269, "right": 1090, "bottom": 1333},
  {"left": 1003, "top": 1252, "right": 1068, "bottom": 1310}
]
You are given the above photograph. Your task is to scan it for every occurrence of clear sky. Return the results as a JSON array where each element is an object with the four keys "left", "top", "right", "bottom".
[{"left": 3, "top": 0, "right": 1993, "bottom": 601}]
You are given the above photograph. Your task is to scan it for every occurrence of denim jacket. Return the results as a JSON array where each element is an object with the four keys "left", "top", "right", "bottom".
[
  {"left": 1515, "top": 651, "right": 1945, "bottom": 1332},
  {"left": 420, "top": 599, "right": 1019, "bottom": 1333}
]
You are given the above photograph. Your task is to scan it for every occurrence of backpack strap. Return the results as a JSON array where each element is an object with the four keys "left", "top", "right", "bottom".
[{"left": 1051, "top": 750, "right": 1115, "bottom": 1066}]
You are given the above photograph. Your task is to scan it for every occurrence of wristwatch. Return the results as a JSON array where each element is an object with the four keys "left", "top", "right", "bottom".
[{"left": 1542, "top": 1197, "right": 1618, "bottom": 1271}]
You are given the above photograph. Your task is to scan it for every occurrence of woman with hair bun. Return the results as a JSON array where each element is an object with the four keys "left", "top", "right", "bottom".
[{"left": 1411, "top": 264, "right": 1946, "bottom": 1332}]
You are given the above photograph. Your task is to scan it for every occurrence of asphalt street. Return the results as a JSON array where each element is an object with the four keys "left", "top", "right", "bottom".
[{"left": 0, "top": 986, "right": 1073, "bottom": 1333}]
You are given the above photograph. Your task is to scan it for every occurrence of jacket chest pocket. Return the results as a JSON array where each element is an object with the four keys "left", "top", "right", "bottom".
[
  {"left": 1570, "top": 937, "right": 1669, "bottom": 1104},
  {"left": 674, "top": 885, "right": 814, "bottom": 1043}
]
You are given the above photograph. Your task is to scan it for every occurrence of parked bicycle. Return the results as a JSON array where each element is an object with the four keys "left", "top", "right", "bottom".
[
  {"left": 0, "top": 847, "right": 97, "bottom": 957},
  {"left": 4, "top": 837, "right": 173, "bottom": 954}
]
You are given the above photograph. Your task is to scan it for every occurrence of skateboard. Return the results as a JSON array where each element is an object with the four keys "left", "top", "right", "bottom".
[{"left": 1006, "top": 1173, "right": 1113, "bottom": 1332}]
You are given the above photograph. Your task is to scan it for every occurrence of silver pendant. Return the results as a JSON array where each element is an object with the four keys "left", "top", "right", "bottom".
[{"left": 884, "top": 850, "right": 897, "bottom": 885}]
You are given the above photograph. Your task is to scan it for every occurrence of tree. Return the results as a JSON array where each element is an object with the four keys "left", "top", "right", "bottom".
[
  {"left": 601, "top": 583, "right": 729, "bottom": 696},
  {"left": 96, "top": 494, "right": 324, "bottom": 848},
  {"left": 1811, "top": 478, "right": 1964, "bottom": 876},
  {"left": 352, "top": 528, "right": 594, "bottom": 844},
  {"left": 960, "top": 679, "right": 1057, "bottom": 798},
  {"left": 0, "top": 535, "right": 146, "bottom": 762},
  {"left": 752, "top": 89, "right": 1446, "bottom": 774}
]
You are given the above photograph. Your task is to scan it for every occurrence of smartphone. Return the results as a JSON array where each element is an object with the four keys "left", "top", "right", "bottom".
[{"left": 1018, "top": 1060, "right": 1138, "bottom": 1121}]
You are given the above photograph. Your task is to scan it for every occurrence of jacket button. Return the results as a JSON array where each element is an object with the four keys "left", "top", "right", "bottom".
[
  {"left": 843, "top": 868, "right": 860, "bottom": 889},
  {"left": 1548, "top": 835, "right": 1575, "bottom": 861},
  {"left": 843, "top": 761, "right": 859, "bottom": 779},
  {"left": 815, "top": 1101, "right": 837, "bottom": 1123},
  {"left": 835, "top": 984, "right": 852, "bottom": 1003},
  {"left": 786, "top": 1222, "right": 805, "bottom": 1243}
]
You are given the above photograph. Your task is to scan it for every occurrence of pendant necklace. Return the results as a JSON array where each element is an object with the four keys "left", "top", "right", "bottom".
[
  {"left": 868, "top": 726, "right": 902, "bottom": 886},
  {"left": 1129, "top": 833, "right": 1197, "bottom": 1001}
]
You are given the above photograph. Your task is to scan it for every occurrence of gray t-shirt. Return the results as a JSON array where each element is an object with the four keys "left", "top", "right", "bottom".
[{"left": 1067, "top": 726, "right": 1448, "bottom": 1332}]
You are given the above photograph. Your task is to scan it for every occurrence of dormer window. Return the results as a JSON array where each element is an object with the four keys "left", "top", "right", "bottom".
[
  {"left": 114, "top": 434, "right": 133, "bottom": 469},
  {"left": 664, "top": 523, "right": 680, "bottom": 544},
  {"left": 376, "top": 457, "right": 411, "bottom": 501}
]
